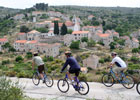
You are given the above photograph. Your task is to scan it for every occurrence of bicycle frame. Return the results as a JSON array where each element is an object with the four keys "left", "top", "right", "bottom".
[
  {"left": 109, "top": 68, "right": 126, "bottom": 83},
  {"left": 64, "top": 74, "right": 80, "bottom": 88}
]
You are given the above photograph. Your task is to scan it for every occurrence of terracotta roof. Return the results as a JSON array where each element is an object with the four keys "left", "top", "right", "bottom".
[
  {"left": 65, "top": 21, "right": 74, "bottom": 27},
  {"left": 28, "top": 40, "right": 38, "bottom": 44},
  {"left": 28, "top": 30, "right": 40, "bottom": 34},
  {"left": 15, "top": 40, "right": 27, "bottom": 43},
  {"left": 48, "top": 30, "right": 53, "bottom": 33},
  {"left": 51, "top": 23, "right": 63, "bottom": 27},
  {"left": 97, "top": 33, "right": 110, "bottom": 37},
  {"left": 132, "top": 38, "right": 139, "bottom": 42},
  {"left": 121, "top": 36, "right": 130, "bottom": 40},
  {"left": 18, "top": 32, "right": 25, "bottom": 35},
  {"left": 113, "top": 32, "right": 119, "bottom": 35},
  {"left": 0, "top": 38, "right": 8, "bottom": 42},
  {"left": 88, "top": 15, "right": 95, "bottom": 18},
  {"left": 53, "top": 18, "right": 60, "bottom": 21},
  {"left": 72, "top": 31, "right": 89, "bottom": 34}
]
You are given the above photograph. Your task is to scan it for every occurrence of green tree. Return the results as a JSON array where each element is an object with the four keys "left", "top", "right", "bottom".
[
  {"left": 61, "top": 23, "right": 67, "bottom": 35},
  {"left": 36, "top": 28, "right": 49, "bottom": 33},
  {"left": 20, "top": 25, "right": 29, "bottom": 33},
  {"left": 132, "top": 48, "right": 139, "bottom": 53},
  {"left": 81, "top": 37, "right": 88, "bottom": 42},
  {"left": 87, "top": 39, "right": 96, "bottom": 47},
  {"left": 54, "top": 21, "right": 59, "bottom": 35},
  {"left": 26, "top": 52, "right": 32, "bottom": 59},
  {"left": 109, "top": 42, "right": 117, "bottom": 50},
  {"left": 70, "top": 41, "right": 80, "bottom": 49},
  {"left": 67, "top": 29, "right": 73, "bottom": 34},
  {"left": 15, "top": 56, "right": 23, "bottom": 62}
]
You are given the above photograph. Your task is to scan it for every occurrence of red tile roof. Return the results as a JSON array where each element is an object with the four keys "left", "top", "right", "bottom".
[
  {"left": 97, "top": 33, "right": 110, "bottom": 37},
  {"left": 28, "top": 30, "right": 40, "bottom": 34},
  {"left": 28, "top": 40, "right": 38, "bottom": 44},
  {"left": 65, "top": 21, "right": 74, "bottom": 27},
  {"left": 72, "top": 31, "right": 89, "bottom": 34},
  {"left": 15, "top": 40, "right": 27, "bottom": 43},
  {"left": 18, "top": 32, "right": 25, "bottom": 35},
  {"left": 0, "top": 38, "right": 8, "bottom": 42},
  {"left": 132, "top": 38, "right": 139, "bottom": 42}
]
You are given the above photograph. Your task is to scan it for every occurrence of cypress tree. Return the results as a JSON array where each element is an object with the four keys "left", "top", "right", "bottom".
[
  {"left": 54, "top": 21, "right": 59, "bottom": 35},
  {"left": 61, "top": 23, "right": 67, "bottom": 35}
]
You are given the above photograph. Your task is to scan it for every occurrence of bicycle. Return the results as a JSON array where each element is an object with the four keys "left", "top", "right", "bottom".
[
  {"left": 136, "top": 81, "right": 140, "bottom": 95},
  {"left": 32, "top": 69, "right": 54, "bottom": 87},
  {"left": 102, "top": 67, "right": 135, "bottom": 89},
  {"left": 57, "top": 73, "right": 89, "bottom": 95}
]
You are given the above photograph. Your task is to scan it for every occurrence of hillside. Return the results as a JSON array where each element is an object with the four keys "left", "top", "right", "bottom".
[{"left": 0, "top": 6, "right": 21, "bottom": 18}]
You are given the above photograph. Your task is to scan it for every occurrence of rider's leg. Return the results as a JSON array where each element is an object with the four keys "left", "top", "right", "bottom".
[
  {"left": 66, "top": 71, "right": 73, "bottom": 81},
  {"left": 38, "top": 65, "right": 45, "bottom": 81}
]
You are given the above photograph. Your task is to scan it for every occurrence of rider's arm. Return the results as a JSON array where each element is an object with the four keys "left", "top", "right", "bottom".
[{"left": 61, "top": 59, "right": 69, "bottom": 72}]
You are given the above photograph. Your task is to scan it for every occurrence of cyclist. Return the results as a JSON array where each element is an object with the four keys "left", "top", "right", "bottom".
[
  {"left": 61, "top": 51, "right": 81, "bottom": 83},
  {"left": 109, "top": 52, "right": 127, "bottom": 77},
  {"left": 32, "top": 52, "right": 45, "bottom": 83}
]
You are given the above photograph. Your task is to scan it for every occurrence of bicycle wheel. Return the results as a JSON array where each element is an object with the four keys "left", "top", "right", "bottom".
[
  {"left": 32, "top": 73, "right": 40, "bottom": 86},
  {"left": 77, "top": 81, "right": 89, "bottom": 95},
  {"left": 122, "top": 75, "right": 135, "bottom": 89},
  {"left": 136, "top": 82, "right": 140, "bottom": 95},
  {"left": 57, "top": 79, "right": 69, "bottom": 93},
  {"left": 102, "top": 74, "right": 114, "bottom": 87},
  {"left": 45, "top": 75, "right": 54, "bottom": 87}
]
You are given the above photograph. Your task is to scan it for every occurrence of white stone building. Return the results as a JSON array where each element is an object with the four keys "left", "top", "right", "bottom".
[
  {"left": 17, "top": 32, "right": 26, "bottom": 40},
  {"left": 0, "top": 38, "right": 8, "bottom": 51},
  {"left": 27, "top": 30, "right": 40, "bottom": 41},
  {"left": 14, "top": 40, "right": 27, "bottom": 52},
  {"left": 72, "top": 31, "right": 90, "bottom": 41},
  {"left": 13, "top": 14, "right": 25, "bottom": 20}
]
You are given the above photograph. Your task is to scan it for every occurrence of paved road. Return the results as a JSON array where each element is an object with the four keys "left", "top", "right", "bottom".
[{"left": 10, "top": 77, "right": 140, "bottom": 100}]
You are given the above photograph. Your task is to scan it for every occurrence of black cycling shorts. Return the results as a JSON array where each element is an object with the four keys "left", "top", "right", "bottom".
[
  {"left": 38, "top": 64, "right": 44, "bottom": 73},
  {"left": 69, "top": 68, "right": 80, "bottom": 77}
]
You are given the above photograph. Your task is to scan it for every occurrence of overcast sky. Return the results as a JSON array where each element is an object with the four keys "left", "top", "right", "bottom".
[{"left": 0, "top": 0, "right": 140, "bottom": 9}]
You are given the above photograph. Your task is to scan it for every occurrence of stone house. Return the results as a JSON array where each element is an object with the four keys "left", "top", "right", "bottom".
[
  {"left": 0, "top": 38, "right": 8, "bottom": 45},
  {"left": 65, "top": 21, "right": 74, "bottom": 31},
  {"left": 105, "top": 30, "right": 119, "bottom": 38},
  {"left": 72, "top": 31, "right": 90, "bottom": 41},
  {"left": 27, "top": 30, "right": 40, "bottom": 41},
  {"left": 93, "top": 33, "right": 113, "bottom": 48},
  {"left": 88, "top": 15, "right": 95, "bottom": 20},
  {"left": 132, "top": 38, "right": 139, "bottom": 48},
  {"left": 35, "top": 21, "right": 52, "bottom": 28},
  {"left": 13, "top": 14, "right": 25, "bottom": 20},
  {"left": 35, "top": 43, "right": 61, "bottom": 57},
  {"left": 32, "top": 11, "right": 47, "bottom": 17},
  {"left": 17, "top": 32, "right": 26, "bottom": 40},
  {"left": 40, "top": 31, "right": 55, "bottom": 39},
  {"left": 47, "top": 11, "right": 63, "bottom": 17},
  {"left": 0, "top": 38, "right": 8, "bottom": 51},
  {"left": 14, "top": 40, "right": 27, "bottom": 52},
  {"left": 83, "top": 55, "right": 99, "bottom": 69},
  {"left": 26, "top": 40, "right": 38, "bottom": 52}
]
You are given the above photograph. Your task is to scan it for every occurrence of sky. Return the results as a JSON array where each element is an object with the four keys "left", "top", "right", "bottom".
[{"left": 0, "top": 0, "right": 140, "bottom": 9}]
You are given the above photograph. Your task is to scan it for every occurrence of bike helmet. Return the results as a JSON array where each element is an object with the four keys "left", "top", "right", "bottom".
[
  {"left": 65, "top": 51, "right": 71, "bottom": 56},
  {"left": 111, "top": 52, "right": 117, "bottom": 56}
]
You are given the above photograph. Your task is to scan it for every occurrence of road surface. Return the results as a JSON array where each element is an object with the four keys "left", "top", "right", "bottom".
[{"left": 10, "top": 77, "right": 140, "bottom": 100}]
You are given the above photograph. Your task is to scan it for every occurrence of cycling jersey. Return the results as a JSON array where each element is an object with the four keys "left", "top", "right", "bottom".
[
  {"left": 33, "top": 56, "right": 44, "bottom": 66},
  {"left": 61, "top": 56, "right": 80, "bottom": 72},
  {"left": 111, "top": 56, "right": 127, "bottom": 68}
]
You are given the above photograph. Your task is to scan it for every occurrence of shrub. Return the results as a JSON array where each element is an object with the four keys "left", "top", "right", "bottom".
[
  {"left": 2, "top": 59, "right": 10, "bottom": 65},
  {"left": 26, "top": 52, "right": 32, "bottom": 59},
  {"left": 87, "top": 39, "right": 96, "bottom": 47},
  {"left": 81, "top": 37, "right": 88, "bottom": 42},
  {"left": 15, "top": 56, "right": 23, "bottom": 62},
  {"left": 130, "top": 56, "right": 139, "bottom": 63},
  {"left": 132, "top": 48, "right": 139, "bottom": 53},
  {"left": 47, "top": 56, "right": 54, "bottom": 61},
  {"left": 99, "top": 58, "right": 104, "bottom": 63},
  {"left": 0, "top": 76, "right": 23, "bottom": 100},
  {"left": 79, "top": 73, "right": 87, "bottom": 81},
  {"left": 70, "top": 41, "right": 80, "bottom": 49}
]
